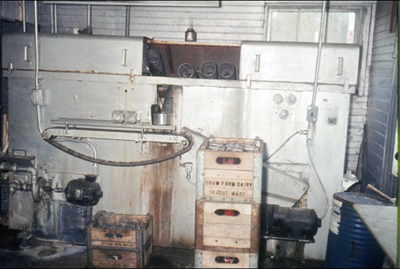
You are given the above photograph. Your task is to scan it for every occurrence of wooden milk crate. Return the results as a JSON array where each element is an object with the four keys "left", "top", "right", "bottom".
[
  {"left": 196, "top": 137, "right": 263, "bottom": 204},
  {"left": 194, "top": 250, "right": 258, "bottom": 268},
  {"left": 87, "top": 214, "right": 153, "bottom": 268},
  {"left": 88, "top": 238, "right": 153, "bottom": 268},
  {"left": 195, "top": 201, "right": 260, "bottom": 253}
]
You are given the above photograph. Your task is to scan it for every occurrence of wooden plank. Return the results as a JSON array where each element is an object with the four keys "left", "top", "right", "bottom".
[
  {"left": 195, "top": 201, "right": 204, "bottom": 249},
  {"left": 202, "top": 251, "right": 250, "bottom": 268},
  {"left": 369, "top": 87, "right": 392, "bottom": 99},
  {"left": 364, "top": 139, "right": 385, "bottom": 157},
  {"left": 367, "top": 108, "right": 389, "bottom": 124},
  {"left": 141, "top": 239, "right": 154, "bottom": 268},
  {"left": 91, "top": 228, "right": 137, "bottom": 246},
  {"left": 368, "top": 98, "right": 390, "bottom": 111},
  {"left": 89, "top": 237, "right": 153, "bottom": 268},
  {"left": 203, "top": 223, "right": 251, "bottom": 239},
  {"left": 196, "top": 202, "right": 260, "bottom": 252},
  {"left": 204, "top": 186, "right": 253, "bottom": 199},
  {"left": 205, "top": 169, "right": 254, "bottom": 179},
  {"left": 92, "top": 248, "right": 138, "bottom": 268},
  {"left": 203, "top": 202, "right": 252, "bottom": 225},
  {"left": 90, "top": 214, "right": 152, "bottom": 250},
  {"left": 203, "top": 236, "right": 251, "bottom": 249},
  {"left": 204, "top": 169, "right": 254, "bottom": 199},
  {"left": 370, "top": 76, "right": 394, "bottom": 89},
  {"left": 204, "top": 151, "right": 254, "bottom": 171},
  {"left": 365, "top": 118, "right": 387, "bottom": 135}
]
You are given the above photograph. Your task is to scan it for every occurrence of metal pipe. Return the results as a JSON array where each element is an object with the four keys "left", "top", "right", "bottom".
[
  {"left": 22, "top": 0, "right": 26, "bottom": 32},
  {"left": 125, "top": 6, "right": 130, "bottom": 37},
  {"left": 54, "top": 4, "right": 57, "bottom": 33},
  {"left": 34, "top": 1, "right": 39, "bottom": 90},
  {"left": 50, "top": 4, "right": 54, "bottom": 33},
  {"left": 34, "top": 1, "right": 44, "bottom": 135},
  {"left": 87, "top": 4, "right": 91, "bottom": 28},
  {"left": 262, "top": 2, "right": 268, "bottom": 41},
  {"left": 367, "top": 3, "right": 376, "bottom": 68},
  {"left": 311, "top": 0, "right": 327, "bottom": 107},
  {"left": 0, "top": 162, "right": 39, "bottom": 200},
  {"left": 56, "top": 138, "right": 98, "bottom": 175},
  {"left": 37, "top": 105, "right": 44, "bottom": 134},
  {"left": 306, "top": 0, "right": 327, "bottom": 146}
]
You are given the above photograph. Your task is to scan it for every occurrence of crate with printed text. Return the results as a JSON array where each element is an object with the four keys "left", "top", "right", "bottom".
[
  {"left": 87, "top": 212, "right": 153, "bottom": 268},
  {"left": 196, "top": 137, "right": 263, "bottom": 203},
  {"left": 195, "top": 201, "right": 260, "bottom": 253},
  {"left": 194, "top": 249, "right": 258, "bottom": 268}
]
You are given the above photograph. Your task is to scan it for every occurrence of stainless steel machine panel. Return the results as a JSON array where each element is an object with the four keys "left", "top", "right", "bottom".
[
  {"left": 2, "top": 33, "right": 35, "bottom": 71},
  {"left": 239, "top": 41, "right": 360, "bottom": 85},
  {"left": 3, "top": 33, "right": 146, "bottom": 75},
  {"left": 2, "top": 33, "right": 361, "bottom": 260}
]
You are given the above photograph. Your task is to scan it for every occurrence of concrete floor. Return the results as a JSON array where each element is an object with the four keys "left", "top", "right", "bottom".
[{"left": 0, "top": 225, "right": 324, "bottom": 268}]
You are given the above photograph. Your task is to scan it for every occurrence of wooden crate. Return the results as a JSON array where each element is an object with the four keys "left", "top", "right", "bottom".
[
  {"left": 87, "top": 214, "right": 152, "bottom": 250},
  {"left": 194, "top": 250, "right": 258, "bottom": 268},
  {"left": 88, "top": 237, "right": 153, "bottom": 268},
  {"left": 197, "top": 137, "right": 263, "bottom": 203},
  {"left": 87, "top": 214, "right": 153, "bottom": 268},
  {"left": 195, "top": 201, "right": 260, "bottom": 253}
]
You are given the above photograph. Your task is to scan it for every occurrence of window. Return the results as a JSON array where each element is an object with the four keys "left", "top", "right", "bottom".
[{"left": 268, "top": 9, "right": 357, "bottom": 44}]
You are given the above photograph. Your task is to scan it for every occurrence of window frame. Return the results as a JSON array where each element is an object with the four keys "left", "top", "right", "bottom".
[
  {"left": 263, "top": 2, "right": 376, "bottom": 97},
  {"left": 266, "top": 6, "right": 365, "bottom": 45}
]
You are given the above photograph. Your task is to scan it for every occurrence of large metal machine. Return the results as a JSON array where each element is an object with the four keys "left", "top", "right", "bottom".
[{"left": 0, "top": 32, "right": 360, "bottom": 260}]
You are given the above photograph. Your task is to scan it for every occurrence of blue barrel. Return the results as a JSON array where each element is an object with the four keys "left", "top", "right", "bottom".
[{"left": 324, "top": 192, "right": 386, "bottom": 268}]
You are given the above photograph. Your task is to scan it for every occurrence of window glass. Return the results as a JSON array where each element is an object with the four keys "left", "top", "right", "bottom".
[
  {"left": 327, "top": 12, "right": 356, "bottom": 43},
  {"left": 269, "top": 10, "right": 356, "bottom": 44},
  {"left": 270, "top": 11, "right": 298, "bottom": 42},
  {"left": 298, "top": 12, "right": 322, "bottom": 42}
]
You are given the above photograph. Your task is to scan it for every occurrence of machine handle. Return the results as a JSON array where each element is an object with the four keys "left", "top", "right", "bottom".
[
  {"left": 122, "top": 49, "right": 127, "bottom": 66},
  {"left": 337, "top": 57, "right": 343, "bottom": 76},
  {"left": 255, "top": 54, "right": 260, "bottom": 72},
  {"left": 24, "top": 45, "right": 31, "bottom": 62}
]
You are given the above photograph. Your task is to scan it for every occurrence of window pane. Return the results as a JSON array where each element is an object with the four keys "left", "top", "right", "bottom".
[
  {"left": 327, "top": 12, "right": 356, "bottom": 43},
  {"left": 269, "top": 10, "right": 356, "bottom": 44},
  {"left": 270, "top": 11, "right": 298, "bottom": 42},
  {"left": 298, "top": 12, "right": 321, "bottom": 42}
]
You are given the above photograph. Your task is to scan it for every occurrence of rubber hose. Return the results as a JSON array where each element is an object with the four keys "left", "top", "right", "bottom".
[{"left": 45, "top": 133, "right": 194, "bottom": 167}]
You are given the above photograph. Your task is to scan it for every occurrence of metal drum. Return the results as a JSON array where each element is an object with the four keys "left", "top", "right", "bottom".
[
  {"left": 200, "top": 60, "right": 217, "bottom": 79},
  {"left": 178, "top": 63, "right": 198, "bottom": 78},
  {"left": 218, "top": 61, "right": 236, "bottom": 80},
  {"left": 324, "top": 192, "right": 386, "bottom": 268}
]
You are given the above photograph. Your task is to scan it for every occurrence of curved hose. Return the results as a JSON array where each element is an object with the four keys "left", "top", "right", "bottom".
[{"left": 45, "top": 133, "right": 194, "bottom": 167}]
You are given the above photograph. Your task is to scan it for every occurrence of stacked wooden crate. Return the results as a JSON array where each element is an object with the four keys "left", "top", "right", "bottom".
[
  {"left": 87, "top": 213, "right": 153, "bottom": 268},
  {"left": 195, "top": 137, "right": 263, "bottom": 268}
]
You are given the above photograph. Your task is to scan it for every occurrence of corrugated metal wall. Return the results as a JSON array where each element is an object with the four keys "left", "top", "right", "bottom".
[
  {"left": 361, "top": 1, "right": 397, "bottom": 197},
  {"left": 37, "top": 1, "right": 369, "bottom": 173}
]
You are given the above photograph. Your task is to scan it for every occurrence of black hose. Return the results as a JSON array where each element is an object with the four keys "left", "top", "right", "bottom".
[{"left": 45, "top": 133, "right": 194, "bottom": 167}]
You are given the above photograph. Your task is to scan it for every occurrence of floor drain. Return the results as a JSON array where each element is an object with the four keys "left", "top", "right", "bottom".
[{"left": 38, "top": 248, "right": 57, "bottom": 257}]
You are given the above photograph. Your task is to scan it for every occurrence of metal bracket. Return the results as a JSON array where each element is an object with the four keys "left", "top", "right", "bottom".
[
  {"left": 306, "top": 105, "right": 318, "bottom": 123},
  {"left": 31, "top": 88, "right": 43, "bottom": 106},
  {"left": 43, "top": 128, "right": 189, "bottom": 147}
]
